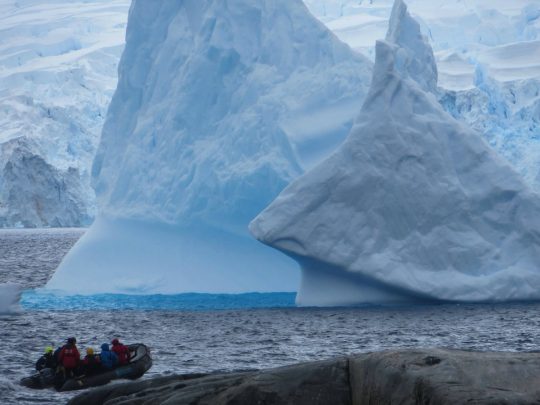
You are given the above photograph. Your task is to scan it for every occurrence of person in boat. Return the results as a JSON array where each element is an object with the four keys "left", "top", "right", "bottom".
[
  {"left": 81, "top": 347, "right": 101, "bottom": 376},
  {"left": 99, "top": 343, "right": 118, "bottom": 370},
  {"left": 58, "top": 337, "right": 80, "bottom": 378},
  {"left": 35, "top": 346, "right": 56, "bottom": 371},
  {"left": 111, "top": 338, "right": 130, "bottom": 365},
  {"left": 53, "top": 346, "right": 62, "bottom": 362}
]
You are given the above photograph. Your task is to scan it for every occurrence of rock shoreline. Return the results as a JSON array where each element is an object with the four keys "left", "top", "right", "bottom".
[{"left": 69, "top": 349, "right": 540, "bottom": 404}]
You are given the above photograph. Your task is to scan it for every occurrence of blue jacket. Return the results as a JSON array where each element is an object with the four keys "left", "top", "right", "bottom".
[{"left": 100, "top": 343, "right": 118, "bottom": 369}]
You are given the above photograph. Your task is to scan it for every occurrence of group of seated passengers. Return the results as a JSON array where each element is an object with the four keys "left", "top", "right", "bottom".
[{"left": 36, "top": 337, "right": 130, "bottom": 378}]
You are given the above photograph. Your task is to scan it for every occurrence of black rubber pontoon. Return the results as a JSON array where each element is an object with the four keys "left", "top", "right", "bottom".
[{"left": 20, "top": 343, "right": 152, "bottom": 391}]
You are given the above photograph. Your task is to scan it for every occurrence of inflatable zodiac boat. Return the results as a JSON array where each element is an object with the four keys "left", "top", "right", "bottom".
[{"left": 20, "top": 344, "right": 152, "bottom": 391}]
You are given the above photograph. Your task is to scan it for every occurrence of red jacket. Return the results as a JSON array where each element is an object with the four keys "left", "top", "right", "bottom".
[
  {"left": 82, "top": 354, "right": 101, "bottom": 366},
  {"left": 112, "top": 343, "right": 130, "bottom": 365},
  {"left": 59, "top": 345, "right": 80, "bottom": 369}
]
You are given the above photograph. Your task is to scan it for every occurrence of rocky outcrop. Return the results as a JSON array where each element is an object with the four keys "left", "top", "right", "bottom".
[
  {"left": 350, "top": 349, "right": 540, "bottom": 404},
  {"left": 68, "top": 358, "right": 350, "bottom": 405},
  {"left": 69, "top": 349, "right": 540, "bottom": 405}
]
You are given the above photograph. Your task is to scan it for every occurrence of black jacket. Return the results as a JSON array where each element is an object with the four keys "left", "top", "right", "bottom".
[{"left": 35, "top": 353, "right": 56, "bottom": 371}]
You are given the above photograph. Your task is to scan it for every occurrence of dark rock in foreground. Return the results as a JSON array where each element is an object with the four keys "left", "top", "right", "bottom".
[
  {"left": 350, "top": 349, "right": 540, "bottom": 404},
  {"left": 69, "top": 349, "right": 540, "bottom": 405}
]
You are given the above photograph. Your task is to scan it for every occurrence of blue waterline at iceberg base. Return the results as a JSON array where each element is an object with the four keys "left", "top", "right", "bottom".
[{"left": 21, "top": 290, "right": 296, "bottom": 311}]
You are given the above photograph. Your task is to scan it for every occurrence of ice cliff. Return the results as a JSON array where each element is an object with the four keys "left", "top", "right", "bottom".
[
  {"left": 0, "top": 137, "right": 90, "bottom": 227},
  {"left": 46, "top": 0, "right": 372, "bottom": 294},
  {"left": 251, "top": 0, "right": 540, "bottom": 306}
]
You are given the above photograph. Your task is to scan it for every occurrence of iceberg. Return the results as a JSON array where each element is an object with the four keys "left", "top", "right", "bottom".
[
  {"left": 0, "top": 283, "right": 22, "bottom": 314},
  {"left": 304, "top": 0, "right": 540, "bottom": 192},
  {"left": 250, "top": 0, "right": 540, "bottom": 306},
  {"left": 46, "top": 0, "right": 372, "bottom": 294},
  {"left": 3, "top": 1, "right": 538, "bottom": 228}
]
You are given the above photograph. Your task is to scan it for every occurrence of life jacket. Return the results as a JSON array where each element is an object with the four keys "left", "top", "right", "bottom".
[
  {"left": 59, "top": 345, "right": 80, "bottom": 369},
  {"left": 112, "top": 343, "right": 130, "bottom": 365}
]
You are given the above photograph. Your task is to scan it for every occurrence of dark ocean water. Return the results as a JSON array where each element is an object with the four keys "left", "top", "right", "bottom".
[{"left": 1, "top": 228, "right": 540, "bottom": 404}]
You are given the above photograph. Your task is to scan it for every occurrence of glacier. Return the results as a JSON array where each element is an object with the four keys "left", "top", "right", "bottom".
[
  {"left": 0, "top": 137, "right": 90, "bottom": 227},
  {"left": 250, "top": 0, "right": 540, "bottom": 306},
  {"left": 0, "top": 283, "right": 22, "bottom": 314},
  {"left": 304, "top": 0, "right": 540, "bottom": 190},
  {"left": 2, "top": 0, "right": 539, "bottom": 228},
  {"left": 0, "top": 0, "right": 129, "bottom": 227},
  {"left": 46, "top": 0, "right": 372, "bottom": 294}
]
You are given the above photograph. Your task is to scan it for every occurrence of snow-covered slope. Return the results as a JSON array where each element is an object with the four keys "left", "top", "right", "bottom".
[
  {"left": 304, "top": 0, "right": 540, "bottom": 189},
  {"left": 304, "top": 0, "right": 540, "bottom": 71},
  {"left": 0, "top": 0, "right": 129, "bottom": 227},
  {"left": 251, "top": 0, "right": 540, "bottom": 306},
  {"left": 46, "top": 0, "right": 372, "bottom": 294}
]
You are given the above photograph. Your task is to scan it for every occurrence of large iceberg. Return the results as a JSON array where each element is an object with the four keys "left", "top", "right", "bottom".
[
  {"left": 304, "top": 0, "right": 540, "bottom": 191},
  {"left": 46, "top": 0, "right": 372, "bottom": 294},
  {"left": 250, "top": 0, "right": 540, "bottom": 306},
  {"left": 3, "top": 1, "right": 539, "bottom": 228}
]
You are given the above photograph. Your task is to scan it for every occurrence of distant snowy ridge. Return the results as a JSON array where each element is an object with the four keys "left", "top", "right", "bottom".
[
  {"left": 47, "top": 0, "right": 372, "bottom": 294},
  {"left": 251, "top": 0, "right": 540, "bottom": 306},
  {"left": 0, "top": 0, "right": 129, "bottom": 227}
]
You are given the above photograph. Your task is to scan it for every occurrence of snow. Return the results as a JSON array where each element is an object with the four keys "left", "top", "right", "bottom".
[
  {"left": 0, "top": 137, "right": 90, "bottom": 227},
  {"left": 2, "top": 0, "right": 540, "bottom": 228},
  {"left": 46, "top": 0, "right": 372, "bottom": 294},
  {"left": 304, "top": 0, "right": 540, "bottom": 193},
  {"left": 441, "top": 65, "right": 540, "bottom": 188},
  {"left": 0, "top": 283, "right": 22, "bottom": 314},
  {"left": 0, "top": 0, "right": 129, "bottom": 227},
  {"left": 304, "top": 0, "right": 540, "bottom": 74},
  {"left": 250, "top": 0, "right": 540, "bottom": 306}
]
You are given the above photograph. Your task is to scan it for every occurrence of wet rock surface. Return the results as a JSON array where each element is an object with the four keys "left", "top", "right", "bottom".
[
  {"left": 68, "top": 358, "right": 350, "bottom": 405},
  {"left": 350, "top": 349, "right": 540, "bottom": 405},
  {"left": 69, "top": 349, "right": 540, "bottom": 405}
]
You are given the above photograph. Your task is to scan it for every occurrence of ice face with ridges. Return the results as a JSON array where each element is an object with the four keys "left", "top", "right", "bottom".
[
  {"left": 46, "top": 0, "right": 372, "bottom": 294},
  {"left": 250, "top": 0, "right": 540, "bottom": 306},
  {"left": 304, "top": 0, "right": 540, "bottom": 194},
  {"left": 0, "top": 137, "right": 90, "bottom": 228},
  {"left": 385, "top": 0, "right": 437, "bottom": 93}
]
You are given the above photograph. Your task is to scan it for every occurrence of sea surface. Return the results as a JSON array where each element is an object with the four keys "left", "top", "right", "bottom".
[{"left": 2, "top": 229, "right": 540, "bottom": 404}]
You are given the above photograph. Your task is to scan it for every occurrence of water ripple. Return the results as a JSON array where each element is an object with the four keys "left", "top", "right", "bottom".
[{"left": 2, "top": 229, "right": 540, "bottom": 404}]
